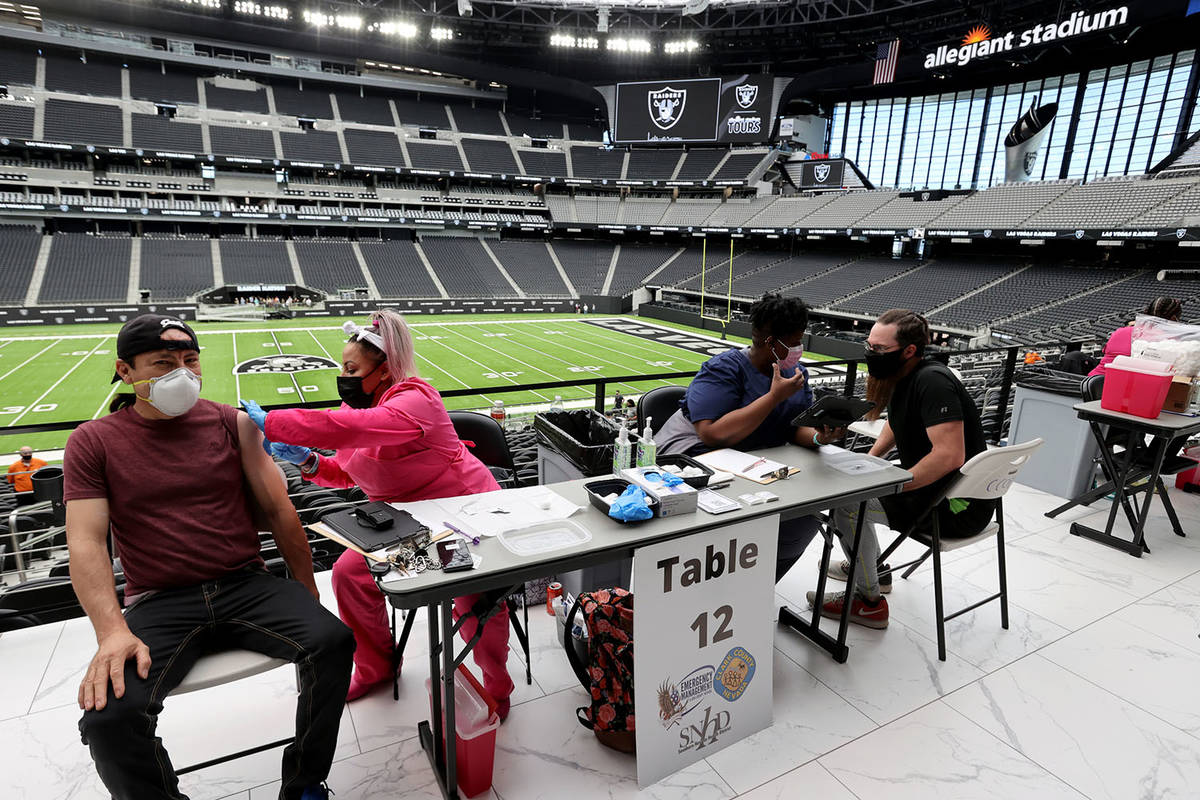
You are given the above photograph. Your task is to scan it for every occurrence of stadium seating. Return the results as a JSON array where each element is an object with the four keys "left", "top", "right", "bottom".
[
  {"left": 729, "top": 251, "right": 854, "bottom": 298},
  {"left": 620, "top": 197, "right": 671, "bottom": 225},
  {"left": 833, "top": 258, "right": 1022, "bottom": 317},
  {"left": 128, "top": 62, "right": 200, "bottom": 104},
  {"left": 713, "top": 152, "right": 770, "bottom": 182},
  {"left": 516, "top": 149, "right": 568, "bottom": 178},
  {"left": 293, "top": 240, "right": 369, "bottom": 293},
  {"left": 392, "top": 96, "right": 449, "bottom": 129},
  {"left": 42, "top": 53, "right": 122, "bottom": 97},
  {"left": 626, "top": 150, "right": 682, "bottom": 181},
  {"left": 487, "top": 240, "right": 571, "bottom": 295},
  {"left": 569, "top": 147, "right": 625, "bottom": 179},
  {"left": 335, "top": 93, "right": 396, "bottom": 126},
  {"left": 0, "top": 226, "right": 41, "bottom": 303},
  {"left": 799, "top": 191, "right": 898, "bottom": 227},
  {"left": 608, "top": 244, "right": 679, "bottom": 295},
  {"left": 786, "top": 256, "right": 917, "bottom": 307},
  {"left": 139, "top": 237, "right": 216, "bottom": 300},
  {"left": 551, "top": 240, "right": 615, "bottom": 295},
  {"left": 357, "top": 239, "right": 442, "bottom": 297},
  {"left": 209, "top": 125, "right": 277, "bottom": 159},
  {"left": 405, "top": 141, "right": 464, "bottom": 172},
  {"left": 461, "top": 138, "right": 520, "bottom": 174},
  {"left": 572, "top": 195, "right": 621, "bottom": 224},
  {"left": 745, "top": 195, "right": 836, "bottom": 227},
  {"left": 674, "top": 150, "right": 727, "bottom": 181},
  {"left": 218, "top": 238, "right": 294, "bottom": 285},
  {"left": 931, "top": 264, "right": 1124, "bottom": 330},
  {"left": 205, "top": 84, "right": 270, "bottom": 114},
  {"left": 0, "top": 103, "right": 35, "bottom": 140},
  {"left": 928, "top": 180, "right": 1076, "bottom": 228},
  {"left": 417, "top": 237, "right": 516, "bottom": 297},
  {"left": 43, "top": 100, "right": 123, "bottom": 147},
  {"left": 39, "top": 234, "right": 130, "bottom": 303},
  {"left": 272, "top": 85, "right": 333, "bottom": 120},
  {"left": 1022, "top": 176, "right": 1198, "bottom": 228},
  {"left": 131, "top": 115, "right": 204, "bottom": 153},
  {"left": 854, "top": 193, "right": 970, "bottom": 228},
  {"left": 0, "top": 43, "right": 37, "bottom": 87},
  {"left": 505, "top": 114, "right": 565, "bottom": 140},
  {"left": 342, "top": 128, "right": 406, "bottom": 166},
  {"left": 279, "top": 130, "right": 344, "bottom": 163},
  {"left": 1129, "top": 179, "right": 1200, "bottom": 226},
  {"left": 449, "top": 104, "right": 507, "bottom": 136}
]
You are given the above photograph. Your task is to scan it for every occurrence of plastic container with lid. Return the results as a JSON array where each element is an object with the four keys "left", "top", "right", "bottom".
[
  {"left": 1100, "top": 355, "right": 1174, "bottom": 419},
  {"left": 426, "top": 666, "right": 501, "bottom": 798}
]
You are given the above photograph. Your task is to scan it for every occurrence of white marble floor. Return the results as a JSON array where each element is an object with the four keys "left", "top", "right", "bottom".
[{"left": 3, "top": 481, "right": 1199, "bottom": 800}]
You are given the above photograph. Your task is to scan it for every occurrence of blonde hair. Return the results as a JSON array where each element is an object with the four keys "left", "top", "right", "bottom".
[{"left": 349, "top": 308, "right": 418, "bottom": 380}]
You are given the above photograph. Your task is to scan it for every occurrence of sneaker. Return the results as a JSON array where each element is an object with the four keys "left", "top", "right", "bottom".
[
  {"left": 825, "top": 559, "right": 892, "bottom": 594},
  {"left": 805, "top": 590, "right": 889, "bottom": 629}
]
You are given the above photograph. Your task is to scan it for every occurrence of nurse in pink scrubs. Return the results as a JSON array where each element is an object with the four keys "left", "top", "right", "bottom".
[{"left": 241, "top": 310, "right": 513, "bottom": 712}]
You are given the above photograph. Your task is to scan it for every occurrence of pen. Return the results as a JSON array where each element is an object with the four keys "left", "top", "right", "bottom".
[
  {"left": 443, "top": 520, "right": 481, "bottom": 546},
  {"left": 742, "top": 457, "right": 767, "bottom": 472}
]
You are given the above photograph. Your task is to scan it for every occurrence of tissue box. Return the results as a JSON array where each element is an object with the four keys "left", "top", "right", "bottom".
[
  {"left": 1163, "top": 376, "right": 1196, "bottom": 414},
  {"left": 621, "top": 466, "right": 698, "bottom": 517}
]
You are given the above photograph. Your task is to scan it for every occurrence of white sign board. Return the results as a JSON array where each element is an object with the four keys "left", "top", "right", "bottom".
[{"left": 633, "top": 515, "right": 778, "bottom": 787}]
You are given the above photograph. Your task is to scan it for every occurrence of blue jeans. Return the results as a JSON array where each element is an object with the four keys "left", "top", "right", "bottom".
[{"left": 78, "top": 568, "right": 354, "bottom": 800}]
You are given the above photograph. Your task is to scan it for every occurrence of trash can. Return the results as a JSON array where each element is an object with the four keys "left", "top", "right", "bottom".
[
  {"left": 426, "top": 666, "right": 501, "bottom": 799},
  {"left": 533, "top": 409, "right": 634, "bottom": 594},
  {"left": 1009, "top": 368, "right": 1099, "bottom": 499},
  {"left": 31, "top": 466, "right": 65, "bottom": 526}
]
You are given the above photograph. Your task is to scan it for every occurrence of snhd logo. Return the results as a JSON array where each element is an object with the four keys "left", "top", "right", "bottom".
[{"left": 648, "top": 87, "right": 687, "bottom": 130}]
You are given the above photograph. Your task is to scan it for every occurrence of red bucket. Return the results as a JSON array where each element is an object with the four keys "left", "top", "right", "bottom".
[
  {"left": 1101, "top": 356, "right": 1174, "bottom": 419},
  {"left": 426, "top": 666, "right": 501, "bottom": 798}
]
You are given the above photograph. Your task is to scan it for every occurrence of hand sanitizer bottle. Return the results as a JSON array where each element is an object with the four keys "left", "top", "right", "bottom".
[
  {"left": 636, "top": 418, "right": 657, "bottom": 468},
  {"left": 612, "top": 419, "right": 631, "bottom": 475}
]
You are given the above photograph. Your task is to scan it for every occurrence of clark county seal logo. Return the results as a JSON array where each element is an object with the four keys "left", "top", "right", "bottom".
[
  {"left": 234, "top": 354, "right": 339, "bottom": 375},
  {"left": 714, "top": 646, "right": 755, "bottom": 702}
]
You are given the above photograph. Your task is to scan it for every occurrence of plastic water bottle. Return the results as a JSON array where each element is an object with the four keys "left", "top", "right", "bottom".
[
  {"left": 550, "top": 395, "right": 564, "bottom": 413},
  {"left": 636, "top": 417, "right": 657, "bottom": 468},
  {"left": 490, "top": 400, "right": 507, "bottom": 429},
  {"left": 612, "top": 420, "right": 632, "bottom": 475}
]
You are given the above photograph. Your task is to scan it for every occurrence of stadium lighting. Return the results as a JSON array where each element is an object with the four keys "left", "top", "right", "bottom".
[
  {"left": 303, "top": 10, "right": 362, "bottom": 30},
  {"left": 430, "top": 25, "right": 454, "bottom": 41},
  {"left": 550, "top": 33, "right": 599, "bottom": 49},
  {"left": 371, "top": 20, "right": 418, "bottom": 38},
  {"left": 664, "top": 39, "right": 699, "bottom": 54},
  {"left": 160, "top": 0, "right": 220, "bottom": 8},
  {"left": 233, "top": 2, "right": 290, "bottom": 20},
  {"left": 0, "top": 2, "right": 42, "bottom": 22},
  {"left": 607, "top": 36, "right": 651, "bottom": 54}
]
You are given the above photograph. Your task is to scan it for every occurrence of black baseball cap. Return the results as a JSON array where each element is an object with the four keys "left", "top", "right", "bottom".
[{"left": 111, "top": 314, "right": 200, "bottom": 383}]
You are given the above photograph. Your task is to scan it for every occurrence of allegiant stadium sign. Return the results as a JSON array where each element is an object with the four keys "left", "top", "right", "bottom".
[{"left": 923, "top": 6, "right": 1129, "bottom": 70}]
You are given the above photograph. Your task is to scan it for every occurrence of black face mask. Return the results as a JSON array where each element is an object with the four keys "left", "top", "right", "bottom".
[
  {"left": 337, "top": 361, "right": 384, "bottom": 409},
  {"left": 865, "top": 348, "right": 907, "bottom": 379}
]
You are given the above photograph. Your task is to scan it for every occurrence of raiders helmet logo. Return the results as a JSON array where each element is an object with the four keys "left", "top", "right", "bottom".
[
  {"left": 921, "top": 191, "right": 931, "bottom": 201},
  {"left": 983, "top": 229, "right": 992, "bottom": 238},
  {"left": 234, "top": 354, "right": 339, "bottom": 375},
  {"left": 1074, "top": 229, "right": 1085, "bottom": 239},
  {"left": 814, "top": 163, "right": 831, "bottom": 182},
  {"left": 1023, "top": 152, "right": 1038, "bottom": 176},
  {"left": 735, "top": 83, "right": 758, "bottom": 109},
  {"left": 1178, "top": 228, "right": 1188, "bottom": 239},
  {"left": 649, "top": 87, "right": 687, "bottom": 130}
]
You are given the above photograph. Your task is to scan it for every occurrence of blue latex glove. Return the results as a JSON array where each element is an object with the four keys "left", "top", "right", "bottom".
[
  {"left": 609, "top": 485, "right": 654, "bottom": 522},
  {"left": 642, "top": 470, "right": 684, "bottom": 487},
  {"left": 263, "top": 438, "right": 312, "bottom": 465},
  {"left": 239, "top": 399, "right": 268, "bottom": 433}
]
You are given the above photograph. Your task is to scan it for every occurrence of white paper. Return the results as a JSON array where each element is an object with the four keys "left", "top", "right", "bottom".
[
  {"left": 396, "top": 486, "right": 584, "bottom": 539},
  {"left": 694, "top": 449, "right": 792, "bottom": 482},
  {"left": 819, "top": 444, "right": 891, "bottom": 475}
]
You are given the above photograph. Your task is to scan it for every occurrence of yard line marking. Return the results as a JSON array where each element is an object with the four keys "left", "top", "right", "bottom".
[
  {"left": 412, "top": 350, "right": 492, "bottom": 405},
  {"left": 470, "top": 322, "right": 648, "bottom": 395},
  {"left": 423, "top": 326, "right": 550, "bottom": 403},
  {"left": 499, "top": 324, "right": 681, "bottom": 392},
  {"left": 92, "top": 381, "right": 121, "bottom": 419},
  {"left": 307, "top": 329, "right": 337, "bottom": 362},
  {"left": 270, "top": 331, "right": 305, "bottom": 402},
  {"left": 0, "top": 339, "right": 64, "bottom": 383},
  {"left": 9, "top": 338, "right": 107, "bottom": 426},
  {"left": 231, "top": 330, "right": 243, "bottom": 401},
  {"left": 431, "top": 324, "right": 564, "bottom": 383}
]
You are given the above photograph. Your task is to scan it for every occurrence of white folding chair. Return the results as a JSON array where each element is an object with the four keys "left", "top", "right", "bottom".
[{"left": 877, "top": 438, "right": 1044, "bottom": 661}]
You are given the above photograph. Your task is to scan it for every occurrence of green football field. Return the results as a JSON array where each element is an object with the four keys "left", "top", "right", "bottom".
[{"left": 0, "top": 314, "right": 779, "bottom": 455}]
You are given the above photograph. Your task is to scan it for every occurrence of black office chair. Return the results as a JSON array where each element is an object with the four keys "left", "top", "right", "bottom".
[
  {"left": 636, "top": 385, "right": 687, "bottom": 435},
  {"left": 449, "top": 411, "right": 517, "bottom": 488},
  {"left": 0, "top": 576, "right": 83, "bottom": 632}
]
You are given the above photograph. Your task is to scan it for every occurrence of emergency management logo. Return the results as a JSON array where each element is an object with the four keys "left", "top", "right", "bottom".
[
  {"left": 657, "top": 665, "right": 715, "bottom": 729},
  {"left": 714, "top": 646, "right": 755, "bottom": 702},
  {"left": 735, "top": 83, "right": 758, "bottom": 109},
  {"left": 649, "top": 87, "right": 687, "bottom": 130},
  {"left": 234, "top": 354, "right": 339, "bottom": 375},
  {"left": 814, "top": 163, "right": 831, "bottom": 183}
]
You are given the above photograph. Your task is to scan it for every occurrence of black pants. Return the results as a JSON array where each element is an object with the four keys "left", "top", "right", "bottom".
[{"left": 78, "top": 569, "right": 355, "bottom": 800}]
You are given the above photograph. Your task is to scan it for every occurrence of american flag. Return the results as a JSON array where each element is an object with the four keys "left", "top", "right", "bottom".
[{"left": 873, "top": 39, "right": 900, "bottom": 85}]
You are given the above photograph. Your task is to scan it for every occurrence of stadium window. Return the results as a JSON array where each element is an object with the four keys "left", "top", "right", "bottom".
[
  {"left": 830, "top": 103, "right": 847, "bottom": 155},
  {"left": 899, "top": 97, "right": 922, "bottom": 188}
]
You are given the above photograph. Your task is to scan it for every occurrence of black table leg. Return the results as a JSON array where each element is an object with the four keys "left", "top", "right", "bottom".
[
  {"left": 419, "top": 600, "right": 456, "bottom": 799},
  {"left": 778, "top": 500, "right": 868, "bottom": 663},
  {"left": 1071, "top": 431, "right": 1172, "bottom": 558}
]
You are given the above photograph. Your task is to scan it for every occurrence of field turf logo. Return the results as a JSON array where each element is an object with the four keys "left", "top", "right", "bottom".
[
  {"left": 924, "top": 6, "right": 1129, "bottom": 70},
  {"left": 234, "top": 355, "right": 339, "bottom": 374}
]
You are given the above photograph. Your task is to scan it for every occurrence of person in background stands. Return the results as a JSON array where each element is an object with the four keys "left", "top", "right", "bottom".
[
  {"left": 7, "top": 446, "right": 47, "bottom": 493},
  {"left": 813, "top": 309, "right": 994, "bottom": 630},
  {"left": 1090, "top": 296, "right": 1182, "bottom": 377},
  {"left": 240, "top": 310, "right": 515, "bottom": 715},
  {"left": 655, "top": 293, "right": 843, "bottom": 582},
  {"left": 66, "top": 314, "right": 353, "bottom": 800}
]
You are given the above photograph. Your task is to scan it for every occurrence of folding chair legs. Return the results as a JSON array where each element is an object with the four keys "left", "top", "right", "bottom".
[
  {"left": 505, "top": 596, "right": 533, "bottom": 686},
  {"left": 932, "top": 540, "right": 947, "bottom": 662},
  {"left": 997, "top": 504, "right": 1009, "bottom": 630}
]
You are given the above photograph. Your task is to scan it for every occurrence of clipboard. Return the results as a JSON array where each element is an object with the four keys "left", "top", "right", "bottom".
[
  {"left": 693, "top": 448, "right": 800, "bottom": 484},
  {"left": 790, "top": 395, "right": 876, "bottom": 429}
]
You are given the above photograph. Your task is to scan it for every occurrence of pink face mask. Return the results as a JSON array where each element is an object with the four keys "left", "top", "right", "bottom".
[{"left": 774, "top": 341, "right": 804, "bottom": 371}]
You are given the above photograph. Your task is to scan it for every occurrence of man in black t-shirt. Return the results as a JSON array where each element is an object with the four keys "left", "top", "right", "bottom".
[{"left": 808, "top": 309, "right": 996, "bottom": 630}]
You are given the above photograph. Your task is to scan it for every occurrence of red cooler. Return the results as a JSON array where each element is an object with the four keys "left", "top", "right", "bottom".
[
  {"left": 1101, "top": 355, "right": 1174, "bottom": 419},
  {"left": 426, "top": 666, "right": 501, "bottom": 798}
]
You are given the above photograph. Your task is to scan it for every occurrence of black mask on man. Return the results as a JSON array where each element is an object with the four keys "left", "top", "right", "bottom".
[
  {"left": 336, "top": 361, "right": 384, "bottom": 409},
  {"left": 865, "top": 348, "right": 908, "bottom": 379}
]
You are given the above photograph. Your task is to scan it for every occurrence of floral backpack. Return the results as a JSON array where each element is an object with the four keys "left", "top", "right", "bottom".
[{"left": 564, "top": 588, "right": 636, "bottom": 753}]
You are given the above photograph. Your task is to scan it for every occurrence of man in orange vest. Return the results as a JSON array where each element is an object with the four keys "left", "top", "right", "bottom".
[{"left": 6, "top": 447, "right": 47, "bottom": 493}]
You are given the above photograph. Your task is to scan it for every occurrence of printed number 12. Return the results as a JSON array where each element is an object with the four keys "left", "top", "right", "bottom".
[{"left": 690, "top": 605, "right": 733, "bottom": 649}]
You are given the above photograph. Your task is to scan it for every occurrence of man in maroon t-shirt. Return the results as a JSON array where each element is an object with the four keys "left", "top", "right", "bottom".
[{"left": 65, "top": 315, "right": 353, "bottom": 800}]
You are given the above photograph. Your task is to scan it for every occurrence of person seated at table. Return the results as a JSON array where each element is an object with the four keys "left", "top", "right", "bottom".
[
  {"left": 812, "top": 309, "right": 995, "bottom": 630},
  {"left": 65, "top": 314, "right": 354, "bottom": 800},
  {"left": 1089, "top": 296, "right": 1182, "bottom": 377},
  {"left": 656, "top": 293, "right": 842, "bottom": 582}
]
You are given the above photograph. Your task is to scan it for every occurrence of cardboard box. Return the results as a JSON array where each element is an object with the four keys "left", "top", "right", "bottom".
[
  {"left": 621, "top": 466, "right": 698, "bottom": 517},
  {"left": 1162, "top": 376, "right": 1196, "bottom": 414}
]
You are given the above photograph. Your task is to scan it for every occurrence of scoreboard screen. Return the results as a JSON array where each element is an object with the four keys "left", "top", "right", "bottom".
[{"left": 610, "top": 75, "right": 776, "bottom": 144}]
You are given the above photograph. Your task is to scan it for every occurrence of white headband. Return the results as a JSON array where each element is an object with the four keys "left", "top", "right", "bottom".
[{"left": 342, "top": 320, "right": 386, "bottom": 351}]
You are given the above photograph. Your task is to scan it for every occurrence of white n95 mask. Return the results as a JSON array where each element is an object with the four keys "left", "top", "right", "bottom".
[{"left": 133, "top": 367, "right": 202, "bottom": 417}]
